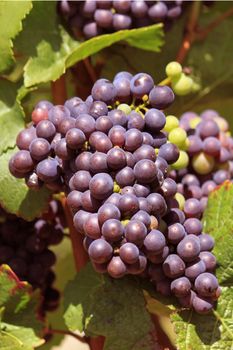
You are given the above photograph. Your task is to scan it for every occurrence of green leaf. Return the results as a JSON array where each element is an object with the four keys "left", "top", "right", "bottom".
[
  {"left": 64, "top": 263, "right": 158, "bottom": 350},
  {"left": 0, "top": 148, "right": 51, "bottom": 220},
  {"left": 203, "top": 181, "right": 233, "bottom": 285},
  {"left": 65, "top": 24, "right": 164, "bottom": 69},
  {"left": 0, "top": 323, "right": 43, "bottom": 350},
  {"left": 0, "top": 0, "right": 32, "bottom": 73},
  {"left": 15, "top": 2, "right": 163, "bottom": 87},
  {"left": 0, "top": 80, "right": 25, "bottom": 155},
  {"left": 171, "top": 287, "right": 233, "bottom": 350}
]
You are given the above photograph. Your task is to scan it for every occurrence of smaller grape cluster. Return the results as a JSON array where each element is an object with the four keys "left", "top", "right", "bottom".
[
  {"left": 171, "top": 109, "right": 233, "bottom": 214},
  {"left": 58, "top": 0, "right": 184, "bottom": 39},
  {"left": 0, "top": 201, "right": 64, "bottom": 316}
]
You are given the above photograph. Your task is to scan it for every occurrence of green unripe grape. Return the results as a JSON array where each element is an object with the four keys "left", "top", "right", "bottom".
[
  {"left": 190, "top": 117, "right": 201, "bottom": 129},
  {"left": 168, "top": 127, "right": 187, "bottom": 148},
  {"left": 192, "top": 152, "right": 215, "bottom": 175},
  {"left": 117, "top": 103, "right": 131, "bottom": 115},
  {"left": 191, "top": 81, "right": 201, "bottom": 93},
  {"left": 171, "top": 73, "right": 193, "bottom": 96},
  {"left": 164, "top": 115, "right": 179, "bottom": 132},
  {"left": 114, "top": 181, "right": 121, "bottom": 193},
  {"left": 166, "top": 61, "right": 182, "bottom": 77},
  {"left": 171, "top": 150, "right": 189, "bottom": 170},
  {"left": 175, "top": 192, "right": 185, "bottom": 210}
]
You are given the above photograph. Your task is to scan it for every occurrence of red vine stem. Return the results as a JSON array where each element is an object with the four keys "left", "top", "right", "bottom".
[
  {"left": 61, "top": 197, "right": 89, "bottom": 271},
  {"left": 46, "top": 328, "right": 88, "bottom": 343},
  {"left": 176, "top": 3, "right": 233, "bottom": 64},
  {"left": 83, "top": 57, "right": 97, "bottom": 83},
  {"left": 51, "top": 75, "right": 67, "bottom": 105},
  {"left": 196, "top": 5, "right": 233, "bottom": 40},
  {"left": 176, "top": 1, "right": 201, "bottom": 64}
]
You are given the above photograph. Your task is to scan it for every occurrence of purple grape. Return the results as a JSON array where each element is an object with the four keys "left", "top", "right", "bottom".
[
  {"left": 177, "top": 235, "right": 201, "bottom": 262},
  {"left": 91, "top": 79, "right": 117, "bottom": 102},
  {"left": 89, "top": 101, "right": 108, "bottom": 118},
  {"left": 149, "top": 86, "right": 174, "bottom": 110},
  {"left": 113, "top": 13, "right": 132, "bottom": 29},
  {"left": 107, "top": 256, "right": 127, "bottom": 278},
  {"left": 127, "top": 111, "right": 145, "bottom": 130},
  {"left": 145, "top": 109, "right": 166, "bottom": 132},
  {"left": 125, "top": 128, "right": 143, "bottom": 151},
  {"left": 102, "top": 219, "right": 124, "bottom": 242},
  {"left": 183, "top": 218, "right": 202, "bottom": 235},
  {"left": 163, "top": 254, "right": 185, "bottom": 278},
  {"left": 66, "top": 128, "right": 86, "bottom": 149},
  {"left": 147, "top": 193, "right": 167, "bottom": 217},
  {"left": 134, "top": 159, "right": 158, "bottom": 184},
  {"left": 107, "top": 148, "right": 126, "bottom": 169},
  {"left": 199, "top": 251, "right": 217, "bottom": 271},
  {"left": 194, "top": 272, "right": 218, "bottom": 297},
  {"left": 158, "top": 143, "right": 179, "bottom": 164},
  {"left": 89, "top": 131, "right": 113, "bottom": 153},
  {"left": 116, "top": 166, "right": 135, "bottom": 187},
  {"left": 127, "top": 252, "right": 147, "bottom": 274},
  {"left": 108, "top": 109, "right": 128, "bottom": 127},
  {"left": 167, "top": 223, "right": 186, "bottom": 244},
  {"left": 29, "top": 138, "right": 51, "bottom": 161},
  {"left": 144, "top": 230, "right": 166, "bottom": 254},
  {"left": 16, "top": 127, "right": 37, "bottom": 150},
  {"left": 171, "top": 277, "right": 191, "bottom": 297},
  {"left": 134, "top": 145, "right": 156, "bottom": 162},
  {"left": 125, "top": 220, "right": 147, "bottom": 245},
  {"left": 75, "top": 114, "right": 96, "bottom": 137},
  {"left": 119, "top": 242, "right": 139, "bottom": 264},
  {"left": 67, "top": 190, "right": 82, "bottom": 213},
  {"left": 98, "top": 203, "right": 121, "bottom": 226},
  {"left": 130, "top": 73, "right": 154, "bottom": 98},
  {"left": 88, "top": 238, "right": 113, "bottom": 263},
  {"left": 90, "top": 173, "right": 114, "bottom": 200},
  {"left": 70, "top": 170, "right": 91, "bottom": 192},
  {"left": 83, "top": 213, "right": 101, "bottom": 239},
  {"left": 185, "top": 258, "right": 206, "bottom": 281},
  {"left": 90, "top": 152, "right": 108, "bottom": 173}
]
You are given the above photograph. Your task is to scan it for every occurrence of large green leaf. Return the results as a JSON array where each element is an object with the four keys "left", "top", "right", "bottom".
[
  {"left": 203, "top": 181, "right": 233, "bottom": 285},
  {"left": 15, "top": 2, "right": 163, "bottom": 87},
  {"left": 0, "top": 80, "right": 25, "bottom": 156},
  {"left": 0, "top": 148, "right": 51, "bottom": 220},
  {"left": 171, "top": 287, "right": 233, "bottom": 350},
  {"left": 0, "top": 0, "right": 32, "bottom": 73},
  {"left": 64, "top": 264, "right": 158, "bottom": 350}
]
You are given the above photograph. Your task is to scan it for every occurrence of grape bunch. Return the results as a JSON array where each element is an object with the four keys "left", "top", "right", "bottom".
[
  {"left": 58, "top": 0, "right": 184, "bottom": 39},
  {"left": 171, "top": 109, "right": 233, "bottom": 214},
  {"left": 0, "top": 201, "right": 64, "bottom": 316},
  {"left": 9, "top": 71, "right": 220, "bottom": 314}
]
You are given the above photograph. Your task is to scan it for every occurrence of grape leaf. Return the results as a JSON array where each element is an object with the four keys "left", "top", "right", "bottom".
[
  {"left": 0, "top": 0, "right": 32, "bottom": 73},
  {"left": 0, "top": 148, "right": 51, "bottom": 220},
  {"left": 64, "top": 263, "right": 158, "bottom": 350},
  {"left": 65, "top": 24, "right": 164, "bottom": 70},
  {"left": 0, "top": 323, "right": 43, "bottom": 350},
  {"left": 186, "top": 8, "right": 233, "bottom": 87},
  {"left": 171, "top": 287, "right": 233, "bottom": 350},
  {"left": 203, "top": 181, "right": 233, "bottom": 285},
  {"left": 15, "top": 2, "right": 163, "bottom": 87},
  {"left": 0, "top": 80, "right": 25, "bottom": 156},
  {"left": 0, "top": 266, "right": 44, "bottom": 350}
]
